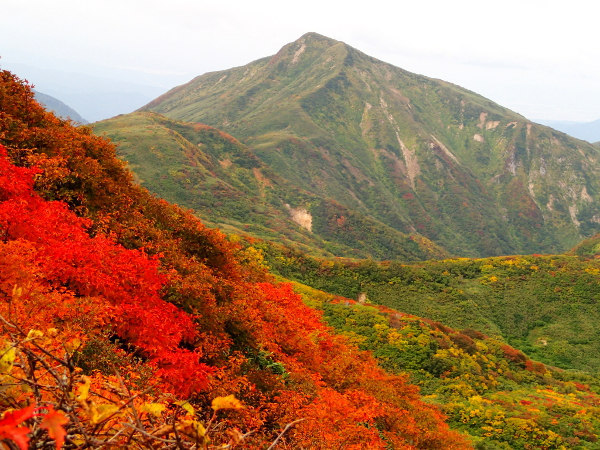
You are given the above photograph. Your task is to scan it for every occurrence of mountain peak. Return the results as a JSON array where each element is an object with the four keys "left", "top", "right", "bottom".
[
  {"left": 296, "top": 32, "right": 339, "bottom": 45},
  {"left": 269, "top": 32, "right": 346, "bottom": 66},
  {"left": 140, "top": 35, "right": 600, "bottom": 257}
]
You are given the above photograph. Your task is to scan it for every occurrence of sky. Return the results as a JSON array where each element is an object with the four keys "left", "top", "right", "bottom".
[{"left": 2, "top": 0, "right": 599, "bottom": 123}]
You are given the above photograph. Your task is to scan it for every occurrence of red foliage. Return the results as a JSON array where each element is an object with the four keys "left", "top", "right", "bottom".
[
  {"left": 501, "top": 344, "right": 528, "bottom": 366},
  {"left": 0, "top": 406, "right": 35, "bottom": 450},
  {"left": 39, "top": 406, "right": 69, "bottom": 450},
  {"left": 0, "top": 145, "right": 211, "bottom": 395},
  {"left": 525, "top": 359, "right": 547, "bottom": 374}
]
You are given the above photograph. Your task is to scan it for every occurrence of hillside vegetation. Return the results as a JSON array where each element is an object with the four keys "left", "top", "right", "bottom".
[
  {"left": 290, "top": 282, "right": 600, "bottom": 449},
  {"left": 140, "top": 32, "right": 600, "bottom": 258},
  {"left": 0, "top": 70, "right": 467, "bottom": 448},
  {"left": 259, "top": 242, "right": 600, "bottom": 374},
  {"left": 94, "top": 111, "right": 446, "bottom": 261}
]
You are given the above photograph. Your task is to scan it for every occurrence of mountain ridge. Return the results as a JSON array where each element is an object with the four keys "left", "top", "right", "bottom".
[
  {"left": 94, "top": 111, "right": 447, "bottom": 260},
  {"left": 135, "top": 33, "right": 600, "bottom": 258},
  {"left": 34, "top": 90, "right": 88, "bottom": 123}
]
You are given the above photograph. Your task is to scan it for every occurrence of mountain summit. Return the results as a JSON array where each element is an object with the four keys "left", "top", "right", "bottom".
[{"left": 138, "top": 33, "right": 600, "bottom": 257}]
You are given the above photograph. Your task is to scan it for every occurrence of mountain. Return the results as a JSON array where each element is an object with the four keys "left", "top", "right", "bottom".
[
  {"left": 93, "top": 111, "right": 447, "bottom": 260},
  {"left": 538, "top": 118, "right": 600, "bottom": 143},
  {"left": 139, "top": 32, "right": 600, "bottom": 257},
  {"left": 4, "top": 68, "right": 600, "bottom": 449},
  {"left": 34, "top": 90, "right": 87, "bottom": 123}
]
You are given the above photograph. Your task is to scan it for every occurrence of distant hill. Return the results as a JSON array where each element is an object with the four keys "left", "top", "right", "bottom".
[
  {"left": 34, "top": 90, "right": 87, "bottom": 123},
  {"left": 2, "top": 62, "right": 167, "bottom": 122},
  {"left": 538, "top": 118, "right": 600, "bottom": 143},
  {"left": 94, "top": 112, "right": 446, "bottom": 261},
  {"left": 138, "top": 32, "right": 600, "bottom": 257}
]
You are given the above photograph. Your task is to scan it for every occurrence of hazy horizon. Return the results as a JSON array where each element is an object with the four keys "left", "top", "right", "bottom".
[{"left": 2, "top": 0, "right": 599, "bottom": 124}]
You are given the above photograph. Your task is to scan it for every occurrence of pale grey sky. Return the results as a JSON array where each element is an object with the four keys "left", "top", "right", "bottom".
[{"left": 2, "top": 0, "right": 599, "bottom": 122}]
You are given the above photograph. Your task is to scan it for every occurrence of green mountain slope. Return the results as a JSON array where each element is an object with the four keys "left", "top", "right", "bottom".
[
  {"left": 571, "top": 233, "right": 600, "bottom": 257},
  {"left": 93, "top": 111, "right": 446, "bottom": 260},
  {"left": 141, "top": 32, "right": 600, "bottom": 257},
  {"left": 257, "top": 241, "right": 600, "bottom": 374},
  {"left": 289, "top": 281, "right": 600, "bottom": 449}
]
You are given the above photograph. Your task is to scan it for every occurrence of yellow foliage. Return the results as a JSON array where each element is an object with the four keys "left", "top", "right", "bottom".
[
  {"left": 211, "top": 394, "right": 244, "bottom": 411},
  {"left": 26, "top": 329, "right": 44, "bottom": 340},
  {"left": 76, "top": 376, "right": 91, "bottom": 403},
  {"left": 46, "top": 327, "right": 59, "bottom": 337},
  {"left": 177, "top": 420, "right": 208, "bottom": 444},
  {"left": 176, "top": 400, "right": 196, "bottom": 416},
  {"left": 11, "top": 285, "right": 22, "bottom": 299},
  {"left": 89, "top": 404, "right": 120, "bottom": 424},
  {"left": 64, "top": 338, "right": 81, "bottom": 353},
  {"left": 140, "top": 403, "right": 167, "bottom": 417},
  {"left": 0, "top": 341, "right": 16, "bottom": 374},
  {"left": 387, "top": 330, "right": 405, "bottom": 347},
  {"left": 416, "top": 334, "right": 430, "bottom": 347}
]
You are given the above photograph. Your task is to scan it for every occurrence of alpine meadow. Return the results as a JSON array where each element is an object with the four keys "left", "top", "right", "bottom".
[{"left": 2, "top": 31, "right": 600, "bottom": 449}]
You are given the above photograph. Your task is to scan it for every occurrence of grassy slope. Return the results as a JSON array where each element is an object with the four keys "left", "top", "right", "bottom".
[
  {"left": 142, "top": 32, "right": 600, "bottom": 258},
  {"left": 258, "top": 241, "right": 600, "bottom": 374},
  {"left": 287, "top": 280, "right": 600, "bottom": 449},
  {"left": 94, "top": 111, "right": 448, "bottom": 261},
  {"left": 571, "top": 233, "right": 600, "bottom": 257}
]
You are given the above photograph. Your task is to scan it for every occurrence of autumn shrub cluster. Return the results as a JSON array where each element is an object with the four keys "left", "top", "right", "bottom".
[
  {"left": 0, "top": 70, "right": 468, "bottom": 448},
  {"left": 302, "top": 289, "right": 600, "bottom": 449}
]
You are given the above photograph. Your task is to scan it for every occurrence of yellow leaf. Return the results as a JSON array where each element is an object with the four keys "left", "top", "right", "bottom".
[
  {"left": 140, "top": 403, "right": 166, "bottom": 417},
  {"left": 192, "top": 421, "right": 207, "bottom": 438},
  {"left": 90, "top": 404, "right": 119, "bottom": 424},
  {"left": 175, "top": 400, "right": 195, "bottom": 416},
  {"left": 76, "top": 376, "right": 91, "bottom": 403},
  {"left": 47, "top": 328, "right": 59, "bottom": 337},
  {"left": 11, "top": 285, "right": 22, "bottom": 299},
  {"left": 0, "top": 342, "right": 16, "bottom": 374},
  {"left": 64, "top": 338, "right": 81, "bottom": 353},
  {"left": 70, "top": 435, "right": 86, "bottom": 446},
  {"left": 211, "top": 395, "right": 243, "bottom": 411},
  {"left": 26, "top": 329, "right": 44, "bottom": 340},
  {"left": 177, "top": 420, "right": 207, "bottom": 442}
]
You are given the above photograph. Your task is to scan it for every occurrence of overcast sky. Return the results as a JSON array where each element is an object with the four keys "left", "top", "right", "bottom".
[{"left": 2, "top": 0, "right": 599, "bottom": 122}]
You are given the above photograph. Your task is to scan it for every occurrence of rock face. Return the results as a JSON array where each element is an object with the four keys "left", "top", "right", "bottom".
[
  {"left": 286, "top": 204, "right": 313, "bottom": 231},
  {"left": 138, "top": 32, "right": 600, "bottom": 257}
]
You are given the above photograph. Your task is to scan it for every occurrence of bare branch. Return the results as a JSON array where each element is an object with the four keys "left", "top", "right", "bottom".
[{"left": 267, "top": 418, "right": 306, "bottom": 450}]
